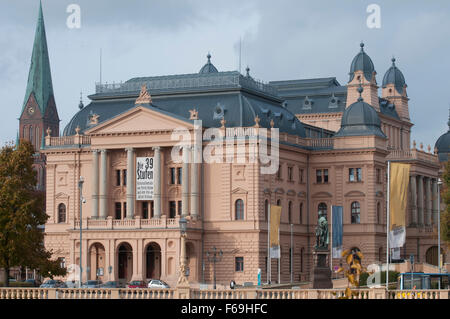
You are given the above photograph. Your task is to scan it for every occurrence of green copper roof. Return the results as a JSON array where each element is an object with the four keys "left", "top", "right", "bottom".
[{"left": 21, "top": 1, "right": 54, "bottom": 116}]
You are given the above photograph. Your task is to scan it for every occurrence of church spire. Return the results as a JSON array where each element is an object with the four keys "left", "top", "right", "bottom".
[{"left": 21, "top": 0, "right": 55, "bottom": 116}]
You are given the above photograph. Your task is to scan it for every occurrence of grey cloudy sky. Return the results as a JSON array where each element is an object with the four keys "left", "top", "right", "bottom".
[{"left": 0, "top": 0, "right": 449, "bottom": 149}]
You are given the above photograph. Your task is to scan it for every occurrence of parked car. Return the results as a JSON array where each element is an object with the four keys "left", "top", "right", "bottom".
[
  {"left": 81, "top": 280, "right": 103, "bottom": 288},
  {"left": 147, "top": 279, "right": 170, "bottom": 289},
  {"left": 25, "top": 279, "right": 41, "bottom": 287},
  {"left": 40, "top": 280, "right": 67, "bottom": 288},
  {"left": 100, "top": 281, "right": 122, "bottom": 288},
  {"left": 65, "top": 280, "right": 80, "bottom": 288},
  {"left": 127, "top": 280, "right": 147, "bottom": 288}
]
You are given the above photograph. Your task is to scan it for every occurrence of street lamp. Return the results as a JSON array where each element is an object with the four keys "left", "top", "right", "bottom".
[
  {"left": 78, "top": 176, "right": 84, "bottom": 288},
  {"left": 177, "top": 217, "right": 189, "bottom": 287},
  {"left": 206, "top": 246, "right": 223, "bottom": 290},
  {"left": 438, "top": 178, "right": 442, "bottom": 290}
]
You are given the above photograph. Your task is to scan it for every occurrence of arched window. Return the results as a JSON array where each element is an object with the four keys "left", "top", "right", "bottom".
[
  {"left": 299, "top": 203, "right": 303, "bottom": 225},
  {"left": 58, "top": 203, "right": 66, "bottom": 223},
  {"left": 351, "top": 202, "right": 360, "bottom": 224},
  {"left": 288, "top": 201, "right": 292, "bottom": 224},
  {"left": 276, "top": 199, "right": 281, "bottom": 206},
  {"left": 36, "top": 127, "right": 40, "bottom": 148},
  {"left": 264, "top": 199, "right": 269, "bottom": 221},
  {"left": 29, "top": 126, "right": 33, "bottom": 145},
  {"left": 318, "top": 203, "right": 327, "bottom": 216},
  {"left": 235, "top": 199, "right": 244, "bottom": 220}
]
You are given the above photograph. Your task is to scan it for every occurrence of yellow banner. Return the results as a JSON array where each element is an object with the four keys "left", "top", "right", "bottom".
[
  {"left": 270, "top": 205, "right": 282, "bottom": 247},
  {"left": 389, "top": 163, "right": 410, "bottom": 231}
]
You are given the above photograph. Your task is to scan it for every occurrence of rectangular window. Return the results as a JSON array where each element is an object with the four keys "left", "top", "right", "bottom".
[
  {"left": 235, "top": 257, "right": 244, "bottom": 272},
  {"left": 316, "top": 169, "right": 322, "bottom": 183},
  {"left": 169, "top": 201, "right": 176, "bottom": 218},
  {"left": 376, "top": 168, "right": 381, "bottom": 183},
  {"left": 349, "top": 168, "right": 362, "bottom": 182},
  {"left": 178, "top": 200, "right": 182, "bottom": 216},
  {"left": 122, "top": 169, "right": 127, "bottom": 186},
  {"left": 324, "top": 169, "right": 329, "bottom": 183},
  {"left": 116, "top": 170, "right": 121, "bottom": 186},
  {"left": 142, "top": 202, "right": 149, "bottom": 219},
  {"left": 299, "top": 168, "right": 304, "bottom": 183},
  {"left": 177, "top": 167, "right": 182, "bottom": 185},
  {"left": 115, "top": 202, "right": 121, "bottom": 219},
  {"left": 277, "top": 165, "right": 282, "bottom": 179},
  {"left": 288, "top": 167, "right": 293, "bottom": 181},
  {"left": 123, "top": 202, "right": 127, "bottom": 218},
  {"left": 170, "top": 168, "right": 176, "bottom": 185}
]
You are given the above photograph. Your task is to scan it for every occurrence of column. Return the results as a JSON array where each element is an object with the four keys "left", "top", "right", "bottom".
[
  {"left": 410, "top": 175, "right": 417, "bottom": 226},
  {"left": 432, "top": 179, "right": 438, "bottom": 226},
  {"left": 92, "top": 150, "right": 99, "bottom": 219},
  {"left": 99, "top": 150, "right": 108, "bottom": 219},
  {"left": 417, "top": 175, "right": 424, "bottom": 226},
  {"left": 190, "top": 146, "right": 199, "bottom": 220},
  {"left": 425, "top": 177, "right": 432, "bottom": 226},
  {"left": 182, "top": 146, "right": 190, "bottom": 217},
  {"left": 126, "top": 148, "right": 135, "bottom": 219},
  {"left": 153, "top": 147, "right": 162, "bottom": 219}
]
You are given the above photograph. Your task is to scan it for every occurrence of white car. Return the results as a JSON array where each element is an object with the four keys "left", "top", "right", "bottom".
[{"left": 147, "top": 279, "right": 170, "bottom": 289}]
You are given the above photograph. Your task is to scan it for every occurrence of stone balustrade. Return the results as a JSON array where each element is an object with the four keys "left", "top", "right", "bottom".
[
  {"left": 74, "top": 216, "right": 180, "bottom": 230},
  {"left": 387, "top": 148, "right": 438, "bottom": 164},
  {"left": 0, "top": 288, "right": 448, "bottom": 299}
]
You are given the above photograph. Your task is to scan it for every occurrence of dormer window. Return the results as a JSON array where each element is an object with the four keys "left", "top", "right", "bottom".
[
  {"left": 329, "top": 94, "right": 340, "bottom": 109},
  {"left": 213, "top": 103, "right": 226, "bottom": 120},
  {"left": 303, "top": 96, "right": 313, "bottom": 109}
]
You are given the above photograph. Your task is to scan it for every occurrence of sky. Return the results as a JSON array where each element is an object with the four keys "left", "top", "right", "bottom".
[{"left": 0, "top": 0, "right": 449, "bottom": 149}]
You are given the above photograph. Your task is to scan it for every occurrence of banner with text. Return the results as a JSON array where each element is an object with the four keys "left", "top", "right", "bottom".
[
  {"left": 136, "top": 157, "right": 154, "bottom": 200},
  {"left": 389, "top": 162, "right": 410, "bottom": 249},
  {"left": 269, "top": 205, "right": 282, "bottom": 259}
]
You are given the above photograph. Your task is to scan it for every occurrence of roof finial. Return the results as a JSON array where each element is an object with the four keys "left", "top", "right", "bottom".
[
  {"left": 207, "top": 52, "right": 211, "bottom": 63},
  {"left": 357, "top": 83, "right": 364, "bottom": 102},
  {"left": 360, "top": 41, "right": 365, "bottom": 51},
  {"left": 246, "top": 66, "right": 250, "bottom": 77},
  {"left": 78, "top": 91, "right": 84, "bottom": 109},
  {"left": 391, "top": 56, "right": 396, "bottom": 66}
]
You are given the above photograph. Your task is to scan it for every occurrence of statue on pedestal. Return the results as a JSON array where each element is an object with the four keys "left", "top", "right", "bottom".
[{"left": 315, "top": 212, "right": 329, "bottom": 249}]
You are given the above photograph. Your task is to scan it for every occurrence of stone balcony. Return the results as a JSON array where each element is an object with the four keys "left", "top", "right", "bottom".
[
  {"left": 386, "top": 148, "right": 438, "bottom": 164},
  {"left": 73, "top": 215, "right": 185, "bottom": 231}
]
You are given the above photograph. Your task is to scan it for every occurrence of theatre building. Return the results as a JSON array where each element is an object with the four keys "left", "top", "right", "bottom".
[{"left": 19, "top": 4, "right": 448, "bottom": 286}]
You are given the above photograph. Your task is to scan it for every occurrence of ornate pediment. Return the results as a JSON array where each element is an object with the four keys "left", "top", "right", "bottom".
[
  {"left": 85, "top": 106, "right": 193, "bottom": 135},
  {"left": 312, "top": 191, "right": 333, "bottom": 198},
  {"left": 135, "top": 85, "right": 152, "bottom": 105},
  {"left": 232, "top": 187, "right": 248, "bottom": 195}
]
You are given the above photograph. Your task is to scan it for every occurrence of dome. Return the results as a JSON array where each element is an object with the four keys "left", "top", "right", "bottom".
[
  {"left": 349, "top": 42, "right": 375, "bottom": 82},
  {"left": 382, "top": 58, "right": 406, "bottom": 94},
  {"left": 336, "top": 87, "right": 386, "bottom": 138},
  {"left": 435, "top": 113, "right": 450, "bottom": 161},
  {"left": 199, "top": 53, "right": 218, "bottom": 74}
]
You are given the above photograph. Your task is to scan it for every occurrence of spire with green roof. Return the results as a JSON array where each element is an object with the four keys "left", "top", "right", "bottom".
[{"left": 21, "top": 0, "right": 55, "bottom": 116}]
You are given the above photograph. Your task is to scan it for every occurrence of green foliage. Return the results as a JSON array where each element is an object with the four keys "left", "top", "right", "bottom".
[
  {"left": 441, "top": 161, "right": 450, "bottom": 246},
  {"left": 0, "top": 140, "right": 66, "bottom": 287}
]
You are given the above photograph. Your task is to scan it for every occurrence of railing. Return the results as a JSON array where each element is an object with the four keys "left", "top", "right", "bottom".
[
  {"left": 305, "top": 138, "right": 334, "bottom": 149},
  {"left": 46, "top": 135, "right": 91, "bottom": 147},
  {"left": 387, "top": 149, "right": 438, "bottom": 164},
  {"left": 95, "top": 72, "right": 279, "bottom": 97},
  {"left": 74, "top": 216, "right": 181, "bottom": 230},
  {"left": 0, "top": 288, "right": 448, "bottom": 299}
]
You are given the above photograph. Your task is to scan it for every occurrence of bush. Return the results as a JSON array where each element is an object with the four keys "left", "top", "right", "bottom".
[
  {"left": 0, "top": 281, "right": 34, "bottom": 287},
  {"left": 359, "top": 271, "right": 399, "bottom": 287}
]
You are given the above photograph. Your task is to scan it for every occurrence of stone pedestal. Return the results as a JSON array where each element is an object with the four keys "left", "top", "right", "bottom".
[{"left": 312, "top": 249, "right": 333, "bottom": 289}]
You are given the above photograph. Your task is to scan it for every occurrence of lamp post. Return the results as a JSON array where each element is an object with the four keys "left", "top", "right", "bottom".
[
  {"left": 206, "top": 246, "right": 223, "bottom": 290},
  {"left": 438, "top": 178, "right": 442, "bottom": 290},
  {"left": 78, "top": 176, "right": 84, "bottom": 288},
  {"left": 177, "top": 217, "right": 189, "bottom": 287}
]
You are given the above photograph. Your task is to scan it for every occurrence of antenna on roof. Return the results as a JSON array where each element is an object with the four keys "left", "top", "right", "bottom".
[
  {"left": 239, "top": 37, "right": 242, "bottom": 74},
  {"left": 100, "top": 48, "right": 102, "bottom": 84}
]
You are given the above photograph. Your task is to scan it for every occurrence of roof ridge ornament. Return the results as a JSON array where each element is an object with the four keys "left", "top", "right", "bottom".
[
  {"left": 189, "top": 108, "right": 199, "bottom": 120},
  {"left": 135, "top": 84, "right": 152, "bottom": 105}
]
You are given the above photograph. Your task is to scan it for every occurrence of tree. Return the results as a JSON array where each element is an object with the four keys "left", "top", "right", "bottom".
[
  {"left": 0, "top": 140, "right": 65, "bottom": 287},
  {"left": 441, "top": 161, "right": 450, "bottom": 247},
  {"left": 335, "top": 248, "right": 366, "bottom": 299}
]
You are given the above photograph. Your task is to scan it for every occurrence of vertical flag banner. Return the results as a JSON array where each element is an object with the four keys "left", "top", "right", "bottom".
[
  {"left": 389, "top": 163, "right": 410, "bottom": 249},
  {"left": 332, "top": 206, "right": 343, "bottom": 258},
  {"left": 269, "top": 205, "right": 282, "bottom": 258}
]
